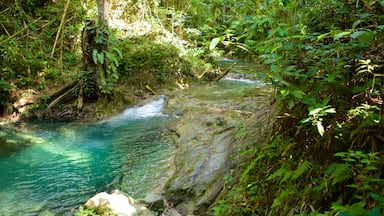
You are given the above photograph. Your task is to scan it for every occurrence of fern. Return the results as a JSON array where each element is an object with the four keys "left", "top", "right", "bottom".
[
  {"left": 292, "top": 161, "right": 312, "bottom": 180},
  {"left": 326, "top": 163, "right": 351, "bottom": 186},
  {"left": 267, "top": 165, "right": 288, "bottom": 181}
]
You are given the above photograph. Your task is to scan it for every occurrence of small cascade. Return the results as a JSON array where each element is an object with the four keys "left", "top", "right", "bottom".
[{"left": 122, "top": 95, "right": 166, "bottom": 119}]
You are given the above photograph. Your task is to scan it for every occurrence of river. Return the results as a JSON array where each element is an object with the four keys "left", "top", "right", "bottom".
[
  {"left": 0, "top": 60, "right": 267, "bottom": 215},
  {"left": 0, "top": 96, "right": 175, "bottom": 215}
]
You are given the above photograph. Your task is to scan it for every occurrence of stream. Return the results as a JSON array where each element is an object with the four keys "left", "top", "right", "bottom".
[
  {"left": 0, "top": 97, "right": 175, "bottom": 216},
  {"left": 0, "top": 60, "right": 267, "bottom": 215}
]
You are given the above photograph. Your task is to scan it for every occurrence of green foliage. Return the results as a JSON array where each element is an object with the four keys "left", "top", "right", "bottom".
[
  {"left": 0, "top": 1, "right": 85, "bottom": 89},
  {"left": 91, "top": 27, "right": 123, "bottom": 94},
  {"left": 117, "top": 37, "right": 202, "bottom": 88},
  {"left": 210, "top": 0, "right": 384, "bottom": 215}
]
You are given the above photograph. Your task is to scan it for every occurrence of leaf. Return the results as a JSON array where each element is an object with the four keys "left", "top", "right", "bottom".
[
  {"left": 240, "top": 159, "right": 257, "bottom": 182},
  {"left": 350, "top": 31, "right": 367, "bottom": 39},
  {"left": 106, "top": 52, "right": 119, "bottom": 66},
  {"left": 292, "top": 90, "right": 304, "bottom": 99},
  {"left": 209, "top": 37, "right": 222, "bottom": 50},
  {"left": 370, "top": 193, "right": 384, "bottom": 203},
  {"left": 92, "top": 49, "right": 99, "bottom": 64},
  {"left": 325, "top": 108, "right": 336, "bottom": 114},
  {"left": 357, "top": 31, "right": 375, "bottom": 45},
  {"left": 267, "top": 166, "right": 287, "bottom": 181},
  {"left": 316, "top": 32, "right": 330, "bottom": 42},
  {"left": 0, "top": 80, "right": 12, "bottom": 90},
  {"left": 292, "top": 161, "right": 312, "bottom": 180},
  {"left": 333, "top": 31, "right": 351, "bottom": 40},
  {"left": 309, "top": 107, "right": 322, "bottom": 116},
  {"left": 316, "top": 121, "right": 325, "bottom": 136},
  {"left": 277, "top": 27, "right": 288, "bottom": 37},
  {"left": 97, "top": 52, "right": 105, "bottom": 64},
  {"left": 112, "top": 47, "right": 123, "bottom": 58},
  {"left": 328, "top": 163, "right": 350, "bottom": 185},
  {"left": 352, "top": 20, "right": 362, "bottom": 29},
  {"left": 288, "top": 99, "right": 295, "bottom": 108},
  {"left": 369, "top": 208, "right": 382, "bottom": 216}
]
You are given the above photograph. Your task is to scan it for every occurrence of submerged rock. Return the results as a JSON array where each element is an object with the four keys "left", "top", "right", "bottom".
[{"left": 85, "top": 190, "right": 154, "bottom": 216}]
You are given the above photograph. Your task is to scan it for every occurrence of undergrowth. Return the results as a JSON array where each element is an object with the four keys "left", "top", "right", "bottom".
[{"left": 209, "top": 0, "right": 384, "bottom": 215}]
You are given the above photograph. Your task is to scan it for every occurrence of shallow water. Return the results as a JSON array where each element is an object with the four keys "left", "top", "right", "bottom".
[
  {"left": 0, "top": 96, "right": 175, "bottom": 216},
  {"left": 0, "top": 60, "right": 267, "bottom": 216}
]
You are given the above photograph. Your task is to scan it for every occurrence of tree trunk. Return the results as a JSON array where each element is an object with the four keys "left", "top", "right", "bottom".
[{"left": 96, "top": 0, "right": 109, "bottom": 27}]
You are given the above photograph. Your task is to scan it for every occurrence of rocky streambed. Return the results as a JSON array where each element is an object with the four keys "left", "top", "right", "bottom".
[
  {"left": 0, "top": 61, "right": 276, "bottom": 216},
  {"left": 160, "top": 71, "right": 276, "bottom": 215}
]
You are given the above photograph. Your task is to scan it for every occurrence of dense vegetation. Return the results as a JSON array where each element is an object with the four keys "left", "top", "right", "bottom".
[
  {"left": 1, "top": 0, "right": 384, "bottom": 215},
  {"left": 0, "top": 0, "right": 212, "bottom": 119},
  {"left": 202, "top": 0, "right": 384, "bottom": 215}
]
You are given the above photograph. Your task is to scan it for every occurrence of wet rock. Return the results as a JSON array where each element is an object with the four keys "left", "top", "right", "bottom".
[
  {"left": 138, "top": 193, "right": 165, "bottom": 212},
  {"left": 85, "top": 190, "right": 154, "bottom": 216},
  {"left": 162, "top": 81, "right": 276, "bottom": 215}
]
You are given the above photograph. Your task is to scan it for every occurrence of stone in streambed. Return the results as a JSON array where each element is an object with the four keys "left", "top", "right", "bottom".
[{"left": 85, "top": 190, "right": 154, "bottom": 216}]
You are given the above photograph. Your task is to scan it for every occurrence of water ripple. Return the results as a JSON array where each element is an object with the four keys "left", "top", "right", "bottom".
[{"left": 0, "top": 98, "right": 175, "bottom": 215}]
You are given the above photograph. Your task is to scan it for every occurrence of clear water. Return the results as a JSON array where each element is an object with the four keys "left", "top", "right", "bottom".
[
  {"left": 0, "top": 60, "right": 267, "bottom": 216},
  {"left": 0, "top": 96, "right": 175, "bottom": 216}
]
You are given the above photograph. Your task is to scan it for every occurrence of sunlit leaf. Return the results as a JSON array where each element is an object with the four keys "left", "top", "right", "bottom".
[
  {"left": 316, "top": 121, "right": 325, "bottom": 136},
  {"left": 333, "top": 31, "right": 351, "bottom": 40},
  {"left": 209, "top": 37, "right": 222, "bottom": 50},
  {"left": 309, "top": 107, "right": 322, "bottom": 116}
]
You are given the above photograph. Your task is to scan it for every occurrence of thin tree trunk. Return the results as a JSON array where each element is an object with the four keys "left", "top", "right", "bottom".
[{"left": 96, "top": 0, "right": 109, "bottom": 27}]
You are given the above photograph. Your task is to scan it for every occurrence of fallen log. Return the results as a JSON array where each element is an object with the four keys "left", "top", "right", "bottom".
[{"left": 214, "top": 62, "right": 237, "bottom": 82}]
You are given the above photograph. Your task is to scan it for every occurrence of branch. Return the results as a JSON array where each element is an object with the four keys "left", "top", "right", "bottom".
[
  {"left": 51, "top": 0, "right": 71, "bottom": 57},
  {"left": 215, "top": 62, "right": 238, "bottom": 82}
]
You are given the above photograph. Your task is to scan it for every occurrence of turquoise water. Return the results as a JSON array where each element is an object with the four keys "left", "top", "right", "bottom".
[{"left": 0, "top": 96, "right": 175, "bottom": 216}]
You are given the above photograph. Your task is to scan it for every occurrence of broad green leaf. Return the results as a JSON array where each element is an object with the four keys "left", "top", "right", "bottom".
[
  {"left": 300, "top": 117, "right": 311, "bottom": 124},
  {"left": 271, "top": 64, "right": 281, "bottom": 73},
  {"left": 292, "top": 90, "right": 304, "bottom": 99},
  {"left": 280, "top": 89, "right": 289, "bottom": 97},
  {"left": 369, "top": 208, "right": 381, "bottom": 216},
  {"left": 97, "top": 52, "right": 105, "bottom": 64},
  {"left": 370, "top": 193, "right": 384, "bottom": 203},
  {"left": 309, "top": 107, "right": 322, "bottom": 116},
  {"left": 92, "top": 49, "right": 99, "bottom": 64},
  {"left": 209, "top": 37, "right": 222, "bottom": 50},
  {"left": 277, "top": 28, "right": 288, "bottom": 37},
  {"left": 350, "top": 31, "right": 367, "bottom": 39},
  {"left": 333, "top": 31, "right": 351, "bottom": 40},
  {"left": 357, "top": 31, "right": 375, "bottom": 45},
  {"left": 325, "top": 108, "right": 336, "bottom": 114},
  {"left": 106, "top": 52, "right": 118, "bottom": 66},
  {"left": 352, "top": 20, "right": 362, "bottom": 29},
  {"left": 288, "top": 99, "right": 295, "bottom": 108}
]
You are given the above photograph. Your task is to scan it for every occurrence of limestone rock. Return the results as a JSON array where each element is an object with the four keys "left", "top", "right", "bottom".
[{"left": 85, "top": 190, "right": 154, "bottom": 216}]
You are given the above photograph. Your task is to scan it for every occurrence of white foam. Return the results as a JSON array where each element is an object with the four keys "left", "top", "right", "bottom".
[
  {"left": 122, "top": 95, "right": 166, "bottom": 119},
  {"left": 222, "top": 76, "right": 264, "bottom": 85}
]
